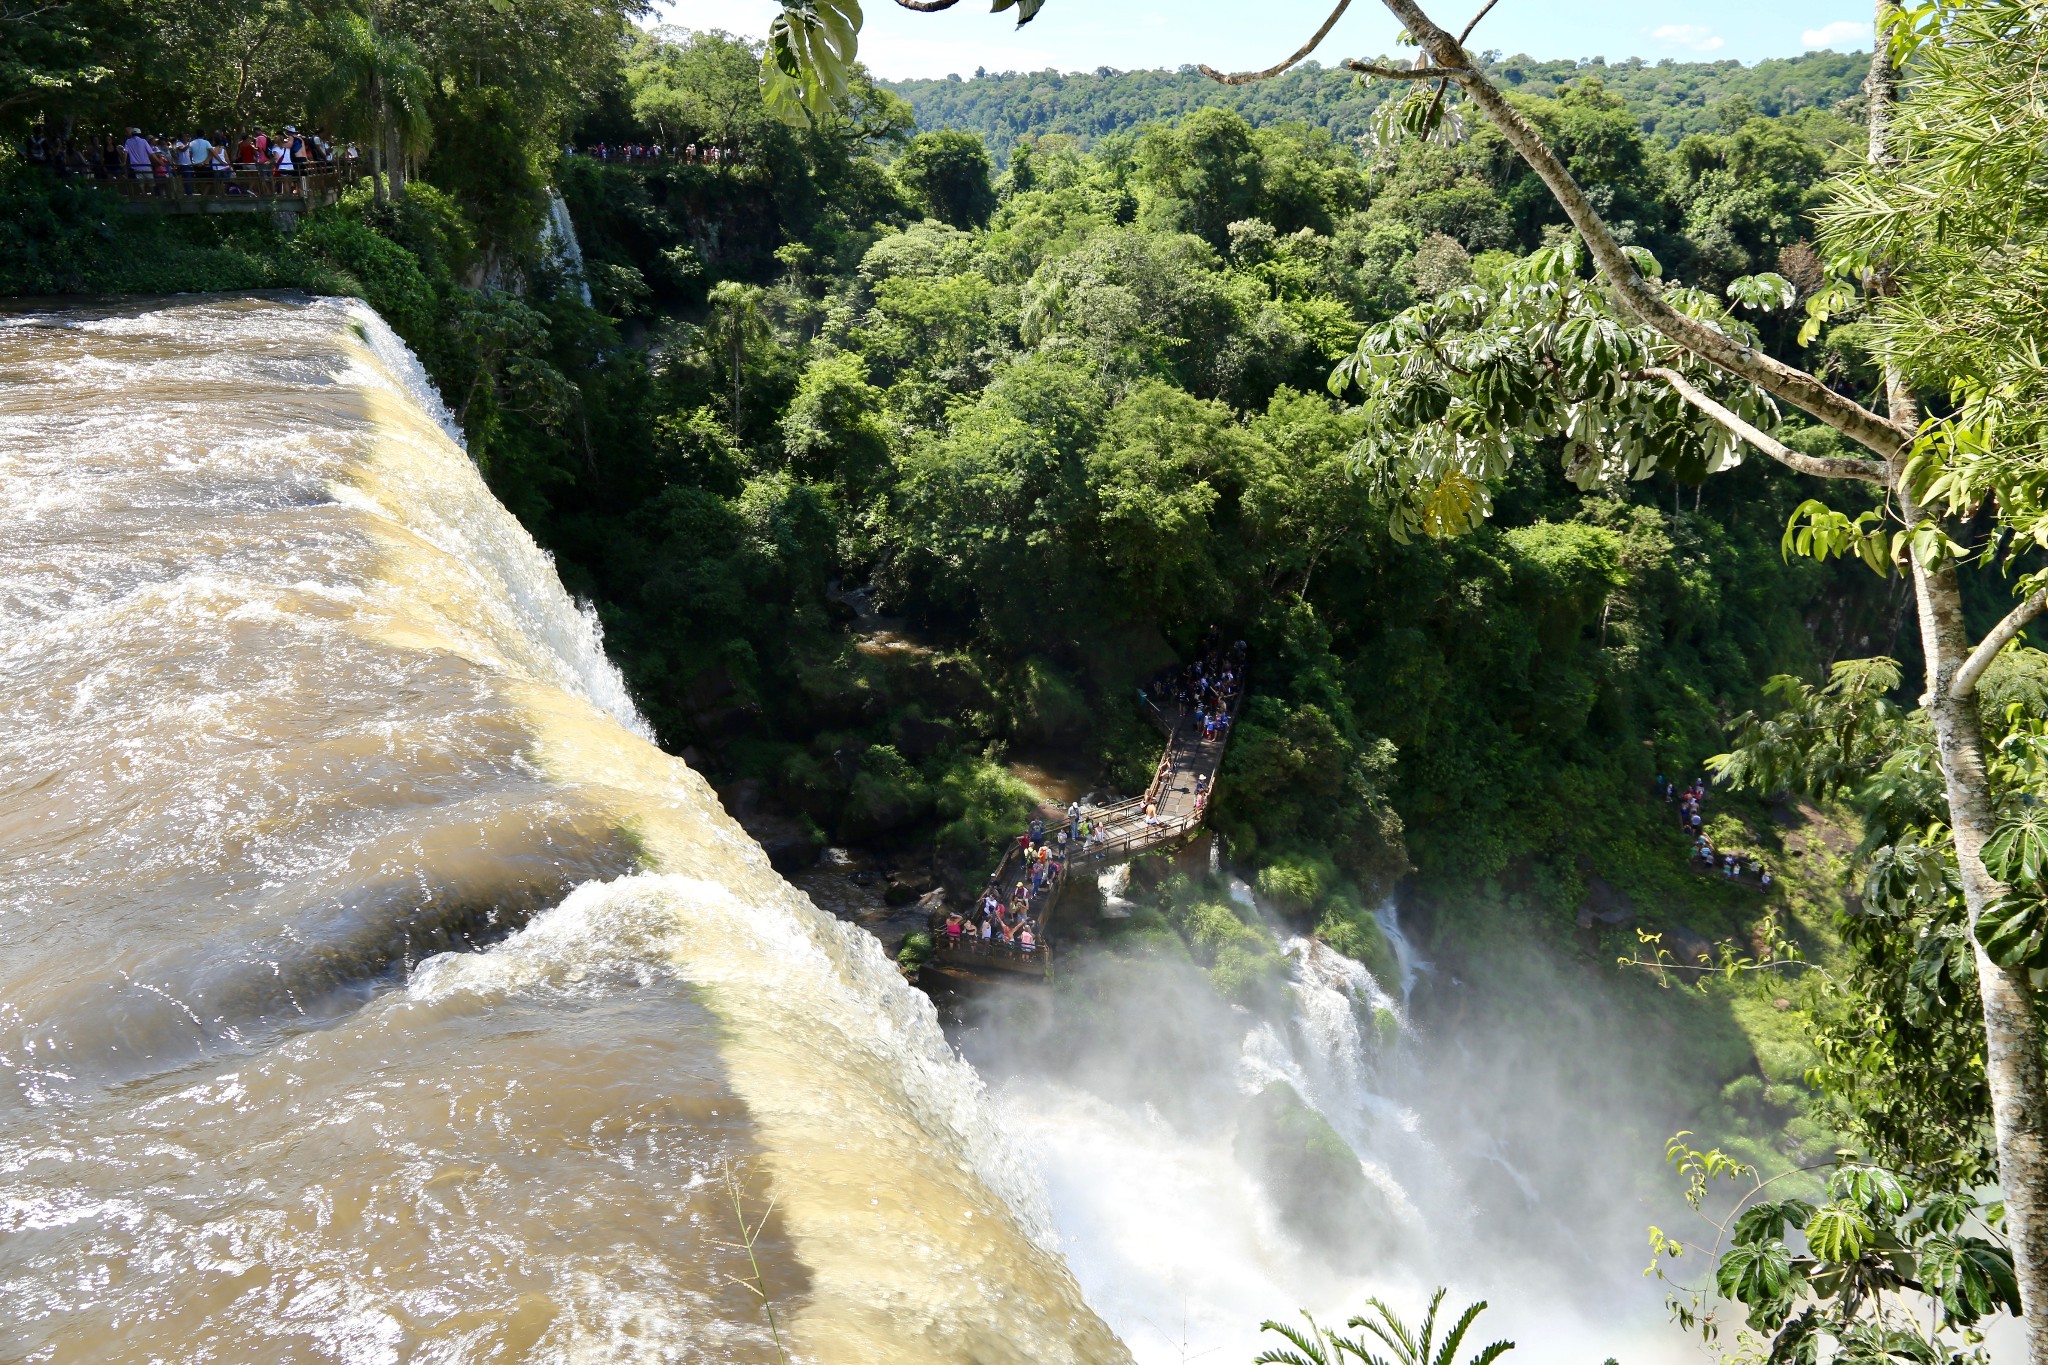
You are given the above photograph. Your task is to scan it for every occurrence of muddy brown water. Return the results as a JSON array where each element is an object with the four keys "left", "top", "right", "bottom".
[{"left": 0, "top": 297, "right": 1125, "bottom": 1364}]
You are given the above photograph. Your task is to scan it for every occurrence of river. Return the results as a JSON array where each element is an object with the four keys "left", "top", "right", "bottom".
[
  {"left": 0, "top": 296, "right": 1117, "bottom": 1364},
  {"left": 1, "top": 294, "right": 1690, "bottom": 1364}
]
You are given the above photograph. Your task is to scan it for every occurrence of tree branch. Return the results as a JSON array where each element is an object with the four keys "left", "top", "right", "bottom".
[
  {"left": 1638, "top": 367, "right": 1891, "bottom": 484},
  {"left": 890, "top": 0, "right": 962, "bottom": 9},
  {"left": 1456, "top": 0, "right": 1500, "bottom": 44},
  {"left": 1341, "top": 58, "right": 1464, "bottom": 78},
  {"left": 1952, "top": 590, "right": 2048, "bottom": 700},
  {"left": 1367, "top": 0, "right": 1911, "bottom": 464},
  {"left": 1200, "top": 0, "right": 1352, "bottom": 85}
]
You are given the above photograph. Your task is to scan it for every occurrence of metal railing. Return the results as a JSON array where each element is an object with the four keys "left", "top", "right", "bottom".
[
  {"left": 930, "top": 664, "right": 1247, "bottom": 979},
  {"left": 100, "top": 166, "right": 356, "bottom": 211}
]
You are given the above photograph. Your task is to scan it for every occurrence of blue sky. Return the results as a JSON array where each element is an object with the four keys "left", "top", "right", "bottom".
[{"left": 648, "top": 0, "right": 1873, "bottom": 80}]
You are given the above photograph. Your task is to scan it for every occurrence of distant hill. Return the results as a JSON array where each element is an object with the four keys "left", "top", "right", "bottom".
[{"left": 884, "top": 50, "right": 1871, "bottom": 162}]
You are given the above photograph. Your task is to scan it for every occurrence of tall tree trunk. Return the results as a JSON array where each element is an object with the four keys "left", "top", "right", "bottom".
[
  {"left": 1919, "top": 552, "right": 2048, "bottom": 1364},
  {"left": 1871, "top": 3, "right": 2048, "bottom": 1352},
  {"left": 369, "top": 73, "right": 388, "bottom": 206},
  {"left": 387, "top": 121, "right": 406, "bottom": 199}
]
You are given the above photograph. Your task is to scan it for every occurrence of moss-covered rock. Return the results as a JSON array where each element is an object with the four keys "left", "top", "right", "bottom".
[{"left": 1235, "top": 1081, "right": 1398, "bottom": 1263}]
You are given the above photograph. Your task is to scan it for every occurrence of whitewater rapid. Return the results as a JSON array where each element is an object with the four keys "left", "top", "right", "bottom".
[{"left": 0, "top": 296, "right": 1122, "bottom": 1363}]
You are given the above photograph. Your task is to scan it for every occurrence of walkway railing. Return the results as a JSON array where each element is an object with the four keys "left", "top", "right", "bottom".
[
  {"left": 101, "top": 167, "right": 355, "bottom": 214},
  {"left": 930, "top": 666, "right": 1246, "bottom": 981}
]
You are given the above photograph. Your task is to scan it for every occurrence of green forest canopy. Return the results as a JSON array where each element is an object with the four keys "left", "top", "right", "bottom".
[
  {"left": 9, "top": 16, "right": 2039, "bottom": 1332},
  {"left": 882, "top": 49, "right": 1872, "bottom": 163}
]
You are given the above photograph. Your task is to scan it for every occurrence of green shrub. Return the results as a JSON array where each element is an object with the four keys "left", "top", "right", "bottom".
[
  {"left": 1314, "top": 890, "right": 1401, "bottom": 990},
  {"left": 296, "top": 216, "right": 437, "bottom": 339},
  {"left": 1013, "top": 655, "right": 1089, "bottom": 740},
  {"left": 1255, "top": 850, "right": 1336, "bottom": 915},
  {"left": 840, "top": 744, "right": 932, "bottom": 841},
  {"left": 932, "top": 758, "right": 1037, "bottom": 863},
  {"left": 898, "top": 929, "right": 935, "bottom": 970}
]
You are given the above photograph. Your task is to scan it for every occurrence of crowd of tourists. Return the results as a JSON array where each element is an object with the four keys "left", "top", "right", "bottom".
[
  {"left": 23, "top": 125, "right": 355, "bottom": 187},
  {"left": 941, "top": 803, "right": 1097, "bottom": 959},
  {"left": 1658, "top": 774, "right": 1773, "bottom": 889},
  {"left": 567, "top": 141, "right": 736, "bottom": 165},
  {"left": 939, "top": 633, "right": 1249, "bottom": 964}
]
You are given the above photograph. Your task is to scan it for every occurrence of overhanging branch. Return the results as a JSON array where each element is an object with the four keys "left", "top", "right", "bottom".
[
  {"left": 1200, "top": 0, "right": 1353, "bottom": 84},
  {"left": 1341, "top": 58, "right": 1464, "bottom": 78},
  {"left": 1639, "top": 367, "right": 1891, "bottom": 484},
  {"left": 1952, "top": 590, "right": 2048, "bottom": 700},
  {"left": 1363, "top": 0, "right": 1911, "bottom": 464}
]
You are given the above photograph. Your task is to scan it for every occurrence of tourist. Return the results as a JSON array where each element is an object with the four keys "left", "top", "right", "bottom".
[
  {"left": 1019, "top": 922, "right": 1036, "bottom": 954},
  {"left": 944, "top": 910, "right": 964, "bottom": 945},
  {"left": 122, "top": 127, "right": 152, "bottom": 179}
]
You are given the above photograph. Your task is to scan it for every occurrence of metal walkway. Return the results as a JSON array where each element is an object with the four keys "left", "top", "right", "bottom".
[{"left": 927, "top": 674, "right": 1244, "bottom": 982}]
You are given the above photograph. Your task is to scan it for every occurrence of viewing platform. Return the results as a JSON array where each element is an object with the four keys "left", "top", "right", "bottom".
[
  {"left": 101, "top": 168, "right": 354, "bottom": 217},
  {"left": 927, "top": 673, "right": 1244, "bottom": 984}
]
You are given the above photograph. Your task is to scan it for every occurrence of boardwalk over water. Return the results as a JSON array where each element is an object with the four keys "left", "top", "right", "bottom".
[{"left": 928, "top": 673, "right": 1244, "bottom": 982}]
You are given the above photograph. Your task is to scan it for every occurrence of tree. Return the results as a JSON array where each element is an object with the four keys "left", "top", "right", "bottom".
[
  {"left": 1255, "top": 1288, "right": 1512, "bottom": 1365},
  {"left": 894, "top": 128, "right": 996, "bottom": 228},
  {"left": 769, "top": 0, "right": 2048, "bottom": 1352},
  {"left": 704, "top": 280, "right": 773, "bottom": 440},
  {"left": 0, "top": 0, "right": 113, "bottom": 127},
  {"left": 308, "top": 9, "right": 432, "bottom": 203},
  {"left": 1650, "top": 1137, "right": 2020, "bottom": 1360},
  {"left": 627, "top": 27, "right": 775, "bottom": 164},
  {"left": 1313, "top": 1, "right": 2048, "bottom": 1354}
]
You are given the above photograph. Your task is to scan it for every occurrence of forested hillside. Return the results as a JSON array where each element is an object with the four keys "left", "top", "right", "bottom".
[
  {"left": 11, "top": 11, "right": 2046, "bottom": 1344},
  {"left": 3, "top": 22, "right": 1897, "bottom": 953},
  {"left": 884, "top": 49, "right": 1872, "bottom": 162}
]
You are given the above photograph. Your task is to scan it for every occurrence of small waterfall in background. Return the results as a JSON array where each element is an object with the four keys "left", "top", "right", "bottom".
[
  {"left": 1374, "top": 897, "right": 1429, "bottom": 1005},
  {"left": 1097, "top": 862, "right": 1134, "bottom": 917},
  {"left": 542, "top": 188, "right": 593, "bottom": 306}
]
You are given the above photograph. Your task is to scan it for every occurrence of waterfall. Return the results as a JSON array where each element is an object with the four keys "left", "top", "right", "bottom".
[
  {"left": 542, "top": 187, "right": 593, "bottom": 306},
  {"left": 968, "top": 892, "right": 1686, "bottom": 1365},
  {"left": 1374, "top": 898, "right": 1431, "bottom": 1005},
  {"left": 0, "top": 296, "right": 1123, "bottom": 1365},
  {"left": 1098, "top": 862, "right": 1134, "bottom": 917}
]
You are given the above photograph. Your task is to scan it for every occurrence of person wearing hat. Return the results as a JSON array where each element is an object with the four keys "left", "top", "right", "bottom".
[{"left": 121, "top": 127, "right": 152, "bottom": 179}]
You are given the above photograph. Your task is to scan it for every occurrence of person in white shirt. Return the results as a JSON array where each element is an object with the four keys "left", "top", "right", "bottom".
[{"left": 122, "top": 128, "right": 152, "bottom": 178}]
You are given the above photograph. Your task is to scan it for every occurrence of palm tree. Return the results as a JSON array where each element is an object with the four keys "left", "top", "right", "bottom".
[
  {"left": 703, "top": 280, "right": 771, "bottom": 439},
  {"left": 1256, "top": 1289, "right": 1514, "bottom": 1365},
  {"left": 307, "top": 8, "right": 431, "bottom": 203}
]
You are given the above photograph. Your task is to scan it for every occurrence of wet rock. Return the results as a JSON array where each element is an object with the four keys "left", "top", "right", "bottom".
[
  {"left": 717, "top": 778, "right": 762, "bottom": 818},
  {"left": 884, "top": 871, "right": 934, "bottom": 906},
  {"left": 1574, "top": 875, "right": 1637, "bottom": 930},
  {"left": 1235, "top": 1081, "right": 1398, "bottom": 1267},
  {"left": 760, "top": 837, "right": 818, "bottom": 874},
  {"left": 1661, "top": 924, "right": 1716, "bottom": 967}
]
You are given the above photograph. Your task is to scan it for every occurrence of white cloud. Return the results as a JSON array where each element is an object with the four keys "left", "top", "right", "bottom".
[
  {"left": 1802, "top": 18, "right": 1872, "bottom": 50},
  {"left": 1650, "top": 23, "right": 1725, "bottom": 53}
]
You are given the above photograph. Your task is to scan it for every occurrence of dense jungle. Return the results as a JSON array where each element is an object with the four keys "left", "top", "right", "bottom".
[{"left": 8, "top": 0, "right": 2048, "bottom": 1360}]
